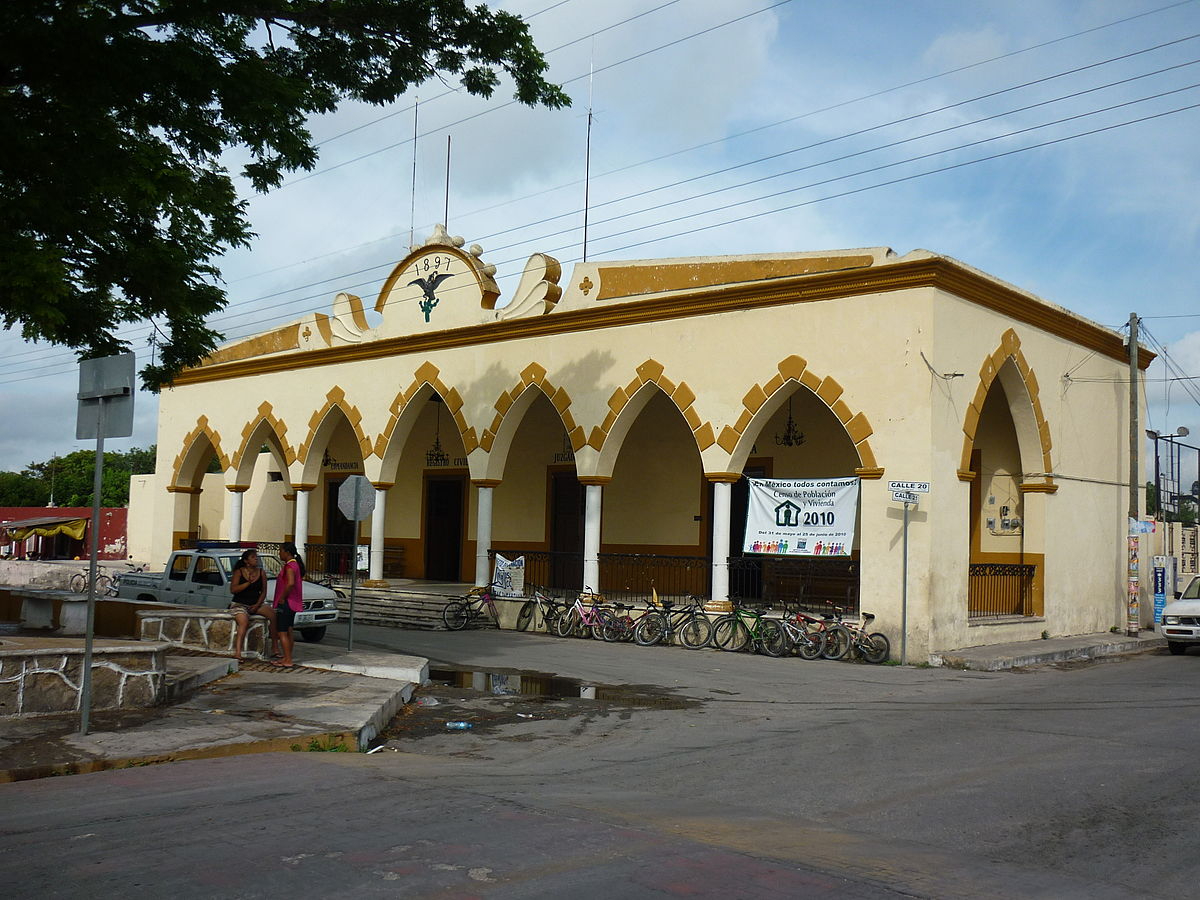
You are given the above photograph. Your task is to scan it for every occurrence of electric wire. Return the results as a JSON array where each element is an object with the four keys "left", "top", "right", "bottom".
[
  {"left": 3, "top": 12, "right": 1199, "bottom": 377},
  {"left": 283, "top": 0, "right": 793, "bottom": 188},
  {"left": 3, "top": 92, "right": 1198, "bottom": 386}
]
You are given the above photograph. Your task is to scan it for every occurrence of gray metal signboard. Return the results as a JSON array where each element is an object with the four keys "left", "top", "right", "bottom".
[
  {"left": 338, "top": 475, "right": 375, "bottom": 521},
  {"left": 76, "top": 352, "right": 135, "bottom": 439}
]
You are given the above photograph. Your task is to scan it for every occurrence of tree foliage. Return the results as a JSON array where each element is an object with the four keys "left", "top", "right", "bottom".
[
  {"left": 0, "top": 1, "right": 569, "bottom": 389},
  {"left": 2, "top": 447, "right": 156, "bottom": 508}
]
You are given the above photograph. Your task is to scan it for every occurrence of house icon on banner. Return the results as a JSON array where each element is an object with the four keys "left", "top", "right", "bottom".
[{"left": 774, "top": 500, "right": 802, "bottom": 527}]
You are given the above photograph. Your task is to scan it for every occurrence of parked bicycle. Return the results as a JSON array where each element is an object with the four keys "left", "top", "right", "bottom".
[
  {"left": 775, "top": 607, "right": 828, "bottom": 660},
  {"left": 710, "top": 599, "right": 789, "bottom": 656},
  {"left": 442, "top": 583, "right": 500, "bottom": 630},
  {"left": 70, "top": 566, "right": 116, "bottom": 597},
  {"left": 632, "top": 595, "right": 713, "bottom": 650},
  {"left": 552, "top": 590, "right": 611, "bottom": 640},
  {"left": 837, "top": 609, "right": 890, "bottom": 663},
  {"left": 516, "top": 585, "right": 566, "bottom": 632},
  {"left": 600, "top": 602, "right": 639, "bottom": 642}
]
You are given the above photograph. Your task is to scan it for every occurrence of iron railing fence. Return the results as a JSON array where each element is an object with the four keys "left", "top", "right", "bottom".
[
  {"left": 487, "top": 549, "right": 709, "bottom": 603},
  {"left": 728, "top": 555, "right": 860, "bottom": 617},
  {"left": 967, "top": 563, "right": 1036, "bottom": 618},
  {"left": 597, "top": 553, "right": 709, "bottom": 603}
]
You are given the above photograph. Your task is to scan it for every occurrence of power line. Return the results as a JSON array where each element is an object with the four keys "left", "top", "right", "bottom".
[
  {"left": 281, "top": 0, "right": 795, "bottom": 188},
  {"left": 3, "top": 10, "right": 1198, "bottom": 375},
  {"left": 211, "top": 5, "right": 1200, "bottom": 289},
  {"left": 3, "top": 96, "right": 1197, "bottom": 389}
]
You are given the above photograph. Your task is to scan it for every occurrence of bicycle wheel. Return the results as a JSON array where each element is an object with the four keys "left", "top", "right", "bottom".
[
  {"left": 603, "top": 614, "right": 634, "bottom": 642},
  {"left": 70, "top": 572, "right": 87, "bottom": 593},
  {"left": 634, "top": 612, "right": 668, "bottom": 646},
  {"left": 516, "top": 600, "right": 535, "bottom": 631},
  {"left": 795, "top": 626, "right": 826, "bottom": 661},
  {"left": 860, "top": 632, "right": 891, "bottom": 664},
  {"left": 712, "top": 616, "right": 750, "bottom": 652},
  {"left": 679, "top": 614, "right": 712, "bottom": 650},
  {"left": 553, "top": 609, "right": 579, "bottom": 638},
  {"left": 102, "top": 575, "right": 120, "bottom": 597},
  {"left": 442, "top": 600, "right": 471, "bottom": 631},
  {"left": 821, "top": 624, "right": 852, "bottom": 660},
  {"left": 589, "top": 610, "right": 612, "bottom": 640},
  {"left": 756, "top": 618, "right": 789, "bottom": 658},
  {"left": 93, "top": 574, "right": 113, "bottom": 596}
]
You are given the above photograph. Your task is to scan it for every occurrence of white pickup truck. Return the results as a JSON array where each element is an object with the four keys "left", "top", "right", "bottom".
[
  {"left": 117, "top": 547, "right": 340, "bottom": 642},
  {"left": 1161, "top": 575, "right": 1200, "bottom": 656}
]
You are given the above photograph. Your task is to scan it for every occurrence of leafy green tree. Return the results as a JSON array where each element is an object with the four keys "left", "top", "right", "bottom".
[
  {"left": 1, "top": 2, "right": 568, "bottom": 389},
  {"left": 17, "top": 446, "right": 157, "bottom": 507},
  {"left": 0, "top": 471, "right": 49, "bottom": 507}
]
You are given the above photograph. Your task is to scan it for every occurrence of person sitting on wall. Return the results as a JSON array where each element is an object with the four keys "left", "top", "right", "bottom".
[{"left": 228, "top": 548, "right": 279, "bottom": 661}]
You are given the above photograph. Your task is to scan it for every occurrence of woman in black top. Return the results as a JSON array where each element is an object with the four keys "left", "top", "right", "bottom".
[{"left": 228, "top": 549, "right": 276, "bottom": 660}]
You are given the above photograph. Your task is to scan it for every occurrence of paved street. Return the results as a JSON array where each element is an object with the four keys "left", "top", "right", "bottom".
[{"left": 3, "top": 623, "right": 1197, "bottom": 898}]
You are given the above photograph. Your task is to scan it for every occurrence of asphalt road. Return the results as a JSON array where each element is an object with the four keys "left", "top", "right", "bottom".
[{"left": 3, "top": 623, "right": 1197, "bottom": 898}]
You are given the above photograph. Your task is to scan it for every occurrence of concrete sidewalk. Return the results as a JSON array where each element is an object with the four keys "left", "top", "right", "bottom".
[
  {"left": 0, "top": 641, "right": 428, "bottom": 783},
  {"left": 929, "top": 630, "right": 1165, "bottom": 671}
]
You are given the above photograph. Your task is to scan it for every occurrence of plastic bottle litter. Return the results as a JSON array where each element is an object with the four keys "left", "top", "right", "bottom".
[
  {"left": 445, "top": 721, "right": 473, "bottom": 730},
  {"left": 416, "top": 696, "right": 440, "bottom": 707}
]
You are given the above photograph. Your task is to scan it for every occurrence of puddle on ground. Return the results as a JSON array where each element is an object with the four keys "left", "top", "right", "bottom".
[
  {"left": 376, "top": 667, "right": 698, "bottom": 744},
  {"left": 430, "top": 667, "right": 615, "bottom": 701}
]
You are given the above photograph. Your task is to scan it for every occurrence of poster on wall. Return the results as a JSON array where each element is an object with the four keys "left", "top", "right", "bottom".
[{"left": 743, "top": 477, "right": 859, "bottom": 556}]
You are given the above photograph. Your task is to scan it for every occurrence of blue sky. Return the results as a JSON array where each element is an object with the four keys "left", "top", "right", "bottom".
[{"left": 1, "top": 0, "right": 1197, "bottom": 476}]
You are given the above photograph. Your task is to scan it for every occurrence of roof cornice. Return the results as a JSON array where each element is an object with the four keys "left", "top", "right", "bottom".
[{"left": 172, "top": 256, "right": 1152, "bottom": 386}]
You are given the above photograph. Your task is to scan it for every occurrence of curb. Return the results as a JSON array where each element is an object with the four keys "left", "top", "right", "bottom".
[
  {"left": 0, "top": 729, "right": 359, "bottom": 784},
  {"left": 930, "top": 636, "right": 1165, "bottom": 671}
]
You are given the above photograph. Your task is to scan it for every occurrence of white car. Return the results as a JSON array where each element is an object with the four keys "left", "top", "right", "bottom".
[{"left": 1161, "top": 575, "right": 1200, "bottom": 655}]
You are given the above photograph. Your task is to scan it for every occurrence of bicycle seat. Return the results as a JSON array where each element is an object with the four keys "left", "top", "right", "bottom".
[
  {"left": 861, "top": 612, "right": 875, "bottom": 623},
  {"left": 660, "top": 600, "right": 675, "bottom": 610}
]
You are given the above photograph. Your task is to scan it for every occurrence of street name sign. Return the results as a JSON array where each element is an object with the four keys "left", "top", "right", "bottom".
[
  {"left": 891, "top": 490, "right": 921, "bottom": 505},
  {"left": 888, "top": 481, "right": 930, "bottom": 493}
]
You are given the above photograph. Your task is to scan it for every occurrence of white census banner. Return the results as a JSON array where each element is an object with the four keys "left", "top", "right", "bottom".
[{"left": 743, "top": 477, "right": 859, "bottom": 556}]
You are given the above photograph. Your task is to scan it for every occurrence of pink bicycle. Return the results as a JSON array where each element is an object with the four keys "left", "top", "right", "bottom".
[{"left": 551, "top": 590, "right": 612, "bottom": 639}]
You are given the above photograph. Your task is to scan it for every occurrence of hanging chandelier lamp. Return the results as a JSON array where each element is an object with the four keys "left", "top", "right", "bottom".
[
  {"left": 774, "top": 397, "right": 805, "bottom": 447},
  {"left": 425, "top": 398, "right": 450, "bottom": 467}
]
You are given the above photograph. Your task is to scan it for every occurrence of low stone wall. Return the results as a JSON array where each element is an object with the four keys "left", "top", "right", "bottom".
[
  {"left": 137, "top": 609, "right": 270, "bottom": 659},
  {"left": 0, "top": 637, "right": 167, "bottom": 716}
]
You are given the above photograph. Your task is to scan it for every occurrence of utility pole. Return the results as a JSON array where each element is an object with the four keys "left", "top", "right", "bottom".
[{"left": 1127, "top": 312, "right": 1140, "bottom": 636}]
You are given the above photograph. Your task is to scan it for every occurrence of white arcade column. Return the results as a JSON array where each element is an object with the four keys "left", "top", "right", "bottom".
[
  {"left": 367, "top": 484, "right": 390, "bottom": 584},
  {"left": 580, "top": 478, "right": 608, "bottom": 593},
  {"left": 473, "top": 480, "right": 499, "bottom": 587},
  {"left": 707, "top": 474, "right": 737, "bottom": 609},
  {"left": 227, "top": 486, "right": 247, "bottom": 543},
  {"left": 293, "top": 486, "right": 313, "bottom": 558}
]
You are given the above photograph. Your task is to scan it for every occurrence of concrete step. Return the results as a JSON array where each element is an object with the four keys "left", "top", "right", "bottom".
[
  {"left": 165, "top": 654, "right": 237, "bottom": 701},
  {"left": 339, "top": 593, "right": 450, "bottom": 630}
]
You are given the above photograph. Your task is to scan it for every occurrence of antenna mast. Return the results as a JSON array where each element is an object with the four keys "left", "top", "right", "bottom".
[
  {"left": 409, "top": 98, "right": 419, "bottom": 248},
  {"left": 582, "top": 43, "right": 595, "bottom": 263},
  {"left": 444, "top": 135, "right": 452, "bottom": 228}
]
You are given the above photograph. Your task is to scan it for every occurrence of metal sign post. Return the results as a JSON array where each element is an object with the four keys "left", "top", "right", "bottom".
[
  {"left": 888, "top": 481, "right": 929, "bottom": 667},
  {"left": 337, "top": 475, "right": 376, "bottom": 651},
  {"left": 75, "top": 353, "right": 135, "bottom": 735}
]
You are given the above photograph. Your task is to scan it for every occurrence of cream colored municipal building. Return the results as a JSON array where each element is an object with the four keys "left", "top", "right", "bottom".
[{"left": 128, "top": 226, "right": 1152, "bottom": 657}]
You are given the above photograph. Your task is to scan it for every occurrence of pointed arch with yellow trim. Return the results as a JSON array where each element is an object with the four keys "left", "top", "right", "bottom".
[{"left": 715, "top": 355, "right": 882, "bottom": 478}]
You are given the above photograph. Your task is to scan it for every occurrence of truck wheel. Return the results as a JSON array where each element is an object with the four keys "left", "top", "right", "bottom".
[
  {"left": 1167, "top": 641, "right": 1187, "bottom": 655},
  {"left": 300, "top": 627, "right": 327, "bottom": 643}
]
